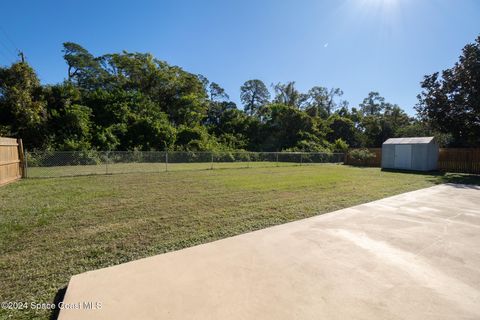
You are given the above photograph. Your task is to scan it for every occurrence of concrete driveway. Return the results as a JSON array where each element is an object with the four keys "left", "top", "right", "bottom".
[{"left": 59, "top": 184, "right": 480, "bottom": 320}]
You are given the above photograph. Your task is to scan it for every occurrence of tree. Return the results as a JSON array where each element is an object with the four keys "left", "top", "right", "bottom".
[
  {"left": 124, "top": 116, "right": 176, "bottom": 151},
  {"left": 0, "top": 62, "right": 47, "bottom": 148},
  {"left": 273, "top": 82, "right": 301, "bottom": 108},
  {"left": 360, "top": 116, "right": 392, "bottom": 147},
  {"left": 259, "top": 104, "right": 326, "bottom": 151},
  {"left": 416, "top": 35, "right": 480, "bottom": 146},
  {"left": 208, "top": 82, "right": 229, "bottom": 101},
  {"left": 326, "top": 115, "right": 357, "bottom": 147},
  {"left": 0, "top": 42, "right": 419, "bottom": 152},
  {"left": 204, "top": 101, "right": 237, "bottom": 128},
  {"left": 240, "top": 79, "right": 270, "bottom": 116},
  {"left": 62, "top": 42, "right": 105, "bottom": 88},
  {"left": 357, "top": 93, "right": 411, "bottom": 147},
  {"left": 395, "top": 120, "right": 453, "bottom": 147},
  {"left": 43, "top": 83, "right": 92, "bottom": 150},
  {"left": 175, "top": 125, "right": 220, "bottom": 151},
  {"left": 303, "top": 87, "right": 344, "bottom": 117},
  {"left": 383, "top": 104, "right": 410, "bottom": 133},
  {"left": 359, "top": 92, "right": 386, "bottom": 116},
  {"left": 360, "top": 107, "right": 410, "bottom": 147}
]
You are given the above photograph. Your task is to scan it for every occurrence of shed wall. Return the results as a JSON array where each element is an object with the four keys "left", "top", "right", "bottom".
[
  {"left": 381, "top": 140, "right": 439, "bottom": 171},
  {"left": 381, "top": 144, "right": 395, "bottom": 168},
  {"left": 411, "top": 144, "right": 428, "bottom": 171}
]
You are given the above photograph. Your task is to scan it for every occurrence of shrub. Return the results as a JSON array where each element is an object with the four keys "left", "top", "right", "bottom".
[
  {"left": 348, "top": 148, "right": 376, "bottom": 166},
  {"left": 332, "top": 138, "right": 349, "bottom": 153}
]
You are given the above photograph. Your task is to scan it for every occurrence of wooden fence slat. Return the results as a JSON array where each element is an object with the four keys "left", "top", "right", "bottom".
[
  {"left": 17, "top": 139, "right": 25, "bottom": 178},
  {"left": 0, "top": 160, "right": 21, "bottom": 166},
  {"left": 437, "top": 148, "right": 480, "bottom": 174},
  {"left": 0, "top": 136, "right": 22, "bottom": 186}
]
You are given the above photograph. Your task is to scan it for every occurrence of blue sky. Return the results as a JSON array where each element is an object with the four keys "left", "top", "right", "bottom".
[{"left": 1, "top": 0, "right": 479, "bottom": 115}]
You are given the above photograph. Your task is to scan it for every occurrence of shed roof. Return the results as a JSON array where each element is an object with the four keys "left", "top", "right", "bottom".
[{"left": 383, "top": 137, "right": 435, "bottom": 145}]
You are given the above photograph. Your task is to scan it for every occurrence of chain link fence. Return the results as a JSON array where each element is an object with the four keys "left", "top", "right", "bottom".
[{"left": 25, "top": 151, "right": 346, "bottom": 178}]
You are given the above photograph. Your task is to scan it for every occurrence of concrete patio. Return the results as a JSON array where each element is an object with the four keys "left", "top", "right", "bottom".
[{"left": 59, "top": 184, "right": 480, "bottom": 320}]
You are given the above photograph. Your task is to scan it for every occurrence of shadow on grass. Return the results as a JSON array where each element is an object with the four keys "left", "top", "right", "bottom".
[
  {"left": 380, "top": 168, "right": 480, "bottom": 186},
  {"left": 50, "top": 286, "right": 67, "bottom": 320}
]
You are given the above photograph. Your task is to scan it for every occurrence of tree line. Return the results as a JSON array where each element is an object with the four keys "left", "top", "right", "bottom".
[{"left": 1, "top": 36, "right": 479, "bottom": 152}]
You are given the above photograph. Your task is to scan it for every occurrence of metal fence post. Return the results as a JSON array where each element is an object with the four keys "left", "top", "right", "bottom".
[
  {"left": 276, "top": 152, "right": 279, "bottom": 167},
  {"left": 24, "top": 150, "right": 28, "bottom": 178},
  {"left": 105, "top": 151, "right": 109, "bottom": 174},
  {"left": 16, "top": 139, "right": 25, "bottom": 178},
  {"left": 211, "top": 152, "right": 214, "bottom": 170},
  {"left": 165, "top": 151, "right": 168, "bottom": 172},
  {"left": 300, "top": 153, "right": 303, "bottom": 166},
  {"left": 247, "top": 152, "right": 250, "bottom": 168}
]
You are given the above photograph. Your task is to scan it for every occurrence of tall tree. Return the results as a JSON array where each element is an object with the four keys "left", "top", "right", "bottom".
[
  {"left": 62, "top": 42, "right": 105, "bottom": 88},
  {"left": 327, "top": 115, "right": 357, "bottom": 147},
  {"left": 259, "top": 104, "right": 326, "bottom": 151},
  {"left": 273, "top": 81, "right": 301, "bottom": 108},
  {"left": 0, "top": 62, "right": 47, "bottom": 148},
  {"left": 240, "top": 79, "right": 270, "bottom": 116},
  {"left": 416, "top": 35, "right": 480, "bottom": 146},
  {"left": 383, "top": 104, "right": 410, "bottom": 133},
  {"left": 303, "top": 86, "right": 344, "bottom": 117},
  {"left": 43, "top": 83, "right": 92, "bottom": 150},
  {"left": 359, "top": 91, "right": 386, "bottom": 116},
  {"left": 98, "top": 51, "right": 209, "bottom": 126},
  {"left": 209, "top": 82, "right": 229, "bottom": 101}
]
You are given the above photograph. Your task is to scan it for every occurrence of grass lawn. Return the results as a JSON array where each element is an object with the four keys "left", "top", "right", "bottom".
[
  {"left": 0, "top": 164, "right": 478, "bottom": 319},
  {"left": 27, "top": 161, "right": 302, "bottom": 178}
]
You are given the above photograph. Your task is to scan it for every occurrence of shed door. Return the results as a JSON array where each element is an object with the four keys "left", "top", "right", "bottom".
[{"left": 394, "top": 145, "right": 412, "bottom": 169}]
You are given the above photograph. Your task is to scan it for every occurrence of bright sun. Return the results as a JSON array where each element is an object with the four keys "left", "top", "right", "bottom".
[
  {"left": 355, "top": 0, "right": 401, "bottom": 18},
  {"left": 343, "top": 0, "right": 404, "bottom": 36}
]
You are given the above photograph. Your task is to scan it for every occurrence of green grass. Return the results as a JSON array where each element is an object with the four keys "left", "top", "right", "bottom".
[
  {"left": 27, "top": 161, "right": 300, "bottom": 178},
  {"left": 0, "top": 164, "right": 478, "bottom": 319}
]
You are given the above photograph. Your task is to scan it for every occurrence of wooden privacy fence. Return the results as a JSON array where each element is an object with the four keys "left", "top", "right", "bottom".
[
  {"left": 345, "top": 147, "right": 480, "bottom": 174},
  {"left": 438, "top": 148, "right": 480, "bottom": 174},
  {"left": 0, "top": 137, "right": 25, "bottom": 186}
]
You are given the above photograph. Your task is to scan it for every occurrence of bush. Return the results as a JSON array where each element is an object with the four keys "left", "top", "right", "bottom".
[
  {"left": 332, "top": 138, "right": 349, "bottom": 153},
  {"left": 348, "top": 148, "right": 376, "bottom": 166},
  {"left": 27, "top": 150, "right": 102, "bottom": 167}
]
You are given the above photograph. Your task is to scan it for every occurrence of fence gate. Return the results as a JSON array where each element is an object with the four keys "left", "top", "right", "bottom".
[{"left": 0, "top": 137, "right": 24, "bottom": 186}]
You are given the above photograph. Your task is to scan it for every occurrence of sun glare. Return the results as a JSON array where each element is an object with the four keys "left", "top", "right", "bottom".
[
  {"left": 360, "top": 0, "right": 401, "bottom": 13},
  {"left": 351, "top": 0, "right": 403, "bottom": 30}
]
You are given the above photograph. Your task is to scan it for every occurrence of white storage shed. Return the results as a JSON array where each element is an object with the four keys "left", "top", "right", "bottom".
[{"left": 381, "top": 137, "right": 439, "bottom": 171}]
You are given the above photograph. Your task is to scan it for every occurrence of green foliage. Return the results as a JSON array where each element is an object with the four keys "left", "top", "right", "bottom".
[
  {"left": 259, "top": 104, "right": 325, "bottom": 151},
  {"left": 273, "top": 81, "right": 302, "bottom": 108},
  {"left": 394, "top": 120, "right": 453, "bottom": 147},
  {"left": 0, "top": 62, "right": 47, "bottom": 147},
  {"left": 349, "top": 148, "right": 376, "bottom": 165},
  {"left": 416, "top": 35, "right": 480, "bottom": 147},
  {"left": 240, "top": 79, "right": 270, "bottom": 116},
  {"left": 332, "top": 138, "right": 349, "bottom": 153},
  {"left": 6, "top": 39, "right": 475, "bottom": 152},
  {"left": 359, "top": 91, "right": 386, "bottom": 116},
  {"left": 327, "top": 115, "right": 357, "bottom": 146},
  {"left": 302, "top": 87, "right": 345, "bottom": 117},
  {"left": 216, "top": 133, "right": 248, "bottom": 150},
  {"left": 62, "top": 42, "right": 105, "bottom": 88},
  {"left": 356, "top": 93, "right": 413, "bottom": 147},
  {"left": 175, "top": 125, "right": 222, "bottom": 151}
]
